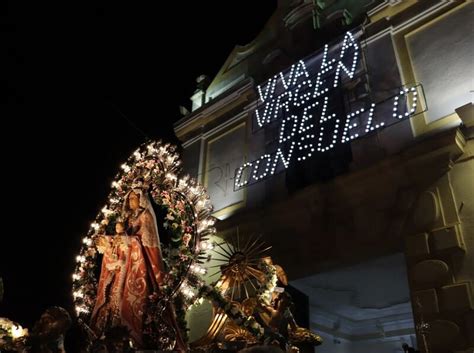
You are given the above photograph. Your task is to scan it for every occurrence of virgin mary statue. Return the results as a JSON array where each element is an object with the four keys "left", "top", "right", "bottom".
[{"left": 90, "top": 181, "right": 186, "bottom": 350}]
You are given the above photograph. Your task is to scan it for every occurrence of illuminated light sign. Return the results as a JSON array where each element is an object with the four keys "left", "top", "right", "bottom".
[{"left": 234, "top": 30, "right": 425, "bottom": 190}]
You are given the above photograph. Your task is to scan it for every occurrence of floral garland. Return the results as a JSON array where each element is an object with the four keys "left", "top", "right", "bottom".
[
  {"left": 255, "top": 260, "right": 278, "bottom": 305},
  {"left": 72, "top": 141, "right": 216, "bottom": 340},
  {"left": 198, "top": 285, "right": 264, "bottom": 338},
  {"left": 198, "top": 284, "right": 288, "bottom": 347}
]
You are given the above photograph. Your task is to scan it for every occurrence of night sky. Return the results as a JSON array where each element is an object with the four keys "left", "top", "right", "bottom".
[{"left": 2, "top": 1, "right": 276, "bottom": 326}]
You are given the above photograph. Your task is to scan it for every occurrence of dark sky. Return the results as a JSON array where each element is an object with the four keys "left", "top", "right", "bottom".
[{"left": 1, "top": 0, "right": 276, "bottom": 326}]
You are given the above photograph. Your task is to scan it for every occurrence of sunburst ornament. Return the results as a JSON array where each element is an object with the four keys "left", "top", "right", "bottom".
[
  {"left": 209, "top": 234, "right": 274, "bottom": 302},
  {"left": 189, "top": 236, "right": 285, "bottom": 348}
]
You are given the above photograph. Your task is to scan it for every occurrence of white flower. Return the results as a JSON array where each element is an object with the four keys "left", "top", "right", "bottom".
[{"left": 11, "top": 325, "right": 28, "bottom": 339}]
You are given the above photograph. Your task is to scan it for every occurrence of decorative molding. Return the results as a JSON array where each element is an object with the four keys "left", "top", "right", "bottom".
[
  {"left": 182, "top": 134, "right": 203, "bottom": 149},
  {"left": 206, "top": 74, "right": 246, "bottom": 102},
  {"left": 367, "top": 0, "right": 391, "bottom": 18},
  {"left": 283, "top": 2, "right": 313, "bottom": 30},
  {"left": 202, "top": 111, "right": 248, "bottom": 140},
  {"left": 392, "top": 1, "right": 457, "bottom": 34},
  {"left": 174, "top": 79, "right": 255, "bottom": 141},
  {"left": 361, "top": 26, "right": 393, "bottom": 46}
]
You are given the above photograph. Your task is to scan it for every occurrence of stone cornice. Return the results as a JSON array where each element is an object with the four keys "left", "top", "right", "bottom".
[
  {"left": 174, "top": 79, "right": 255, "bottom": 142},
  {"left": 365, "top": 0, "right": 463, "bottom": 38}
]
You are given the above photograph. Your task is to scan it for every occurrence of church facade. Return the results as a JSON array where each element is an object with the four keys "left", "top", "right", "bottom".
[{"left": 174, "top": 1, "right": 474, "bottom": 352}]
